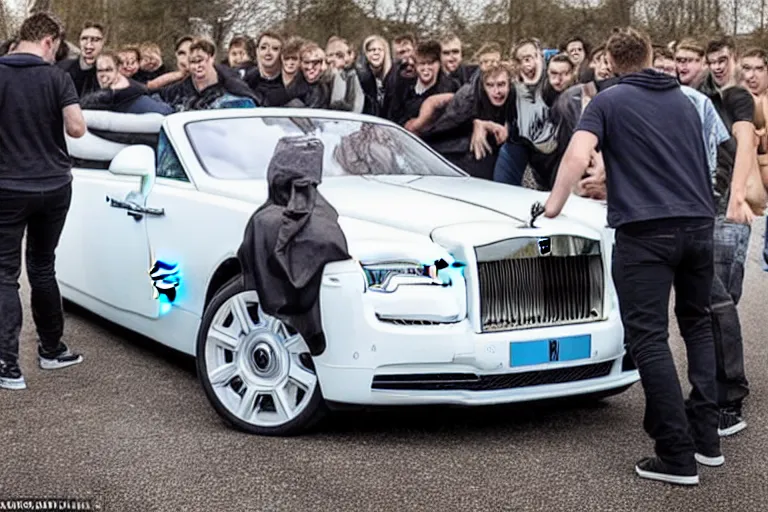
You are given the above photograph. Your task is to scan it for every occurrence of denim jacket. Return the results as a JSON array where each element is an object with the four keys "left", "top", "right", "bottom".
[{"left": 680, "top": 85, "right": 730, "bottom": 190}]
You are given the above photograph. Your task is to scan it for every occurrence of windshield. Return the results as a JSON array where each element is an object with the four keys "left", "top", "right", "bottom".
[{"left": 184, "top": 116, "right": 465, "bottom": 179}]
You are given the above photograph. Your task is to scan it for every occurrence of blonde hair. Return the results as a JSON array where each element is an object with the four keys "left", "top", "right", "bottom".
[{"left": 362, "top": 34, "right": 392, "bottom": 77}]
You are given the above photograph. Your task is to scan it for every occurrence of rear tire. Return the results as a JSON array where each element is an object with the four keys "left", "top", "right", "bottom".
[{"left": 196, "top": 275, "right": 326, "bottom": 436}]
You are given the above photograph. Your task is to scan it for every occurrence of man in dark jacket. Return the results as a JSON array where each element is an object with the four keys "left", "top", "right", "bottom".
[
  {"left": 0, "top": 12, "right": 87, "bottom": 390},
  {"left": 156, "top": 38, "right": 259, "bottom": 111},
  {"left": 390, "top": 40, "right": 459, "bottom": 126},
  {"left": 439, "top": 33, "right": 479, "bottom": 86},
  {"left": 56, "top": 21, "right": 104, "bottom": 96},
  {"left": 545, "top": 27, "right": 721, "bottom": 486}
]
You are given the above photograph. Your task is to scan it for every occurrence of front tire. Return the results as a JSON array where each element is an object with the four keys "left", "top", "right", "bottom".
[{"left": 196, "top": 275, "right": 325, "bottom": 435}]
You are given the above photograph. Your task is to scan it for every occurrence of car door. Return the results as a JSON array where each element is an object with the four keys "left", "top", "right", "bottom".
[
  {"left": 142, "top": 122, "right": 263, "bottom": 321},
  {"left": 57, "top": 161, "right": 160, "bottom": 319}
]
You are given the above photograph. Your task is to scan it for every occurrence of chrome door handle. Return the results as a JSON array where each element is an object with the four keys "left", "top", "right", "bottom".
[{"left": 106, "top": 196, "right": 165, "bottom": 221}]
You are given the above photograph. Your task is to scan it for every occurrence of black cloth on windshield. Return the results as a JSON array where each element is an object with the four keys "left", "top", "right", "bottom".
[
  {"left": 0, "top": 53, "right": 79, "bottom": 192},
  {"left": 80, "top": 79, "right": 174, "bottom": 114},
  {"left": 156, "top": 64, "right": 259, "bottom": 111},
  {"left": 419, "top": 72, "right": 510, "bottom": 179},
  {"left": 237, "top": 136, "right": 350, "bottom": 356},
  {"left": 57, "top": 56, "right": 99, "bottom": 97}
]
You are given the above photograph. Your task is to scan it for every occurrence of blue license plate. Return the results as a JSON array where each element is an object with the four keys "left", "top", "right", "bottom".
[{"left": 510, "top": 335, "right": 591, "bottom": 367}]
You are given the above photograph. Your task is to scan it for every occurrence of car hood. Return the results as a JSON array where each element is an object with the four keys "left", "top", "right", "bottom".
[{"left": 202, "top": 175, "right": 608, "bottom": 242}]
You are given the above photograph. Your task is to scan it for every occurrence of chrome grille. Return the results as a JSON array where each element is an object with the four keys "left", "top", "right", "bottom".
[{"left": 476, "top": 236, "right": 604, "bottom": 331}]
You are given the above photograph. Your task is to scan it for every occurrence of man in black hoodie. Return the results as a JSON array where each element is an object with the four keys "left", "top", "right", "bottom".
[
  {"left": 545, "top": 27, "right": 720, "bottom": 486},
  {"left": 0, "top": 12, "right": 87, "bottom": 390}
]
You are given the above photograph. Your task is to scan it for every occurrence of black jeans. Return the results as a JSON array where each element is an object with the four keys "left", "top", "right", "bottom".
[
  {"left": 711, "top": 216, "right": 750, "bottom": 409},
  {"left": 613, "top": 218, "right": 719, "bottom": 469},
  {"left": 0, "top": 183, "right": 72, "bottom": 365}
]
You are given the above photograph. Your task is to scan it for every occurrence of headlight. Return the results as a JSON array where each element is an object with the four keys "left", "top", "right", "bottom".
[
  {"left": 360, "top": 258, "right": 467, "bottom": 323},
  {"left": 362, "top": 260, "right": 450, "bottom": 292}
]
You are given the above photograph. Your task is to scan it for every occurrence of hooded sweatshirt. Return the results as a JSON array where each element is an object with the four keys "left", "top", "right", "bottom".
[
  {"left": 577, "top": 69, "right": 714, "bottom": 228},
  {"left": 0, "top": 53, "right": 79, "bottom": 192}
]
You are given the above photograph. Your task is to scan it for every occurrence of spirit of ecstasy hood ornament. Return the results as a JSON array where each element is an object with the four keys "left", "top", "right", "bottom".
[{"left": 529, "top": 201, "right": 545, "bottom": 228}]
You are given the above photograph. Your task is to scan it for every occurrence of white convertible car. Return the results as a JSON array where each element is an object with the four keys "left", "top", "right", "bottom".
[{"left": 60, "top": 108, "right": 639, "bottom": 436}]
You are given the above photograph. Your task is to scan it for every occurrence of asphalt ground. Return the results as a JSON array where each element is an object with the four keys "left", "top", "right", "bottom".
[{"left": 2, "top": 223, "right": 768, "bottom": 512}]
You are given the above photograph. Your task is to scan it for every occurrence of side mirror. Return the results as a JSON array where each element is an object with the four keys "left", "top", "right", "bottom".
[{"left": 109, "top": 145, "right": 156, "bottom": 200}]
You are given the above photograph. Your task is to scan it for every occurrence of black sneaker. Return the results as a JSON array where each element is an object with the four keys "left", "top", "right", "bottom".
[
  {"left": 0, "top": 359, "right": 27, "bottom": 390},
  {"left": 718, "top": 408, "right": 747, "bottom": 437},
  {"left": 38, "top": 343, "right": 83, "bottom": 370},
  {"left": 635, "top": 457, "right": 699, "bottom": 486}
]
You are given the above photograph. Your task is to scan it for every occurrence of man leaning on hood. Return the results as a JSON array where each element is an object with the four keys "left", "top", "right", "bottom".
[
  {"left": 545, "top": 27, "right": 722, "bottom": 486},
  {"left": 156, "top": 38, "right": 259, "bottom": 112}
]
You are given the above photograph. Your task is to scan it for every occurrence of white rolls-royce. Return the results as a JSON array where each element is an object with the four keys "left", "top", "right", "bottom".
[{"left": 60, "top": 108, "right": 639, "bottom": 436}]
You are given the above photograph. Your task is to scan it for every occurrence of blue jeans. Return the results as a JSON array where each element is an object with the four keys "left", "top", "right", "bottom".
[
  {"left": 711, "top": 216, "right": 751, "bottom": 409},
  {"left": 0, "top": 184, "right": 71, "bottom": 365},
  {"left": 493, "top": 141, "right": 528, "bottom": 186},
  {"left": 613, "top": 217, "right": 719, "bottom": 469}
]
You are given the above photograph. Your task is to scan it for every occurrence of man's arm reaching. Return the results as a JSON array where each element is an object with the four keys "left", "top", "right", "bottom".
[{"left": 544, "top": 130, "right": 597, "bottom": 217}]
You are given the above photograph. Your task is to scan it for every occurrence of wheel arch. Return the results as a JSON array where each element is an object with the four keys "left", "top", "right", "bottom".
[{"left": 204, "top": 257, "right": 242, "bottom": 308}]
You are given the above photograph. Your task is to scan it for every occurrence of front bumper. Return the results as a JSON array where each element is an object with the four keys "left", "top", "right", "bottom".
[{"left": 314, "top": 262, "right": 639, "bottom": 406}]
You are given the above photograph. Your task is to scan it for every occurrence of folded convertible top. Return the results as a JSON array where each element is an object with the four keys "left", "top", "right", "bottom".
[{"left": 66, "top": 110, "right": 166, "bottom": 164}]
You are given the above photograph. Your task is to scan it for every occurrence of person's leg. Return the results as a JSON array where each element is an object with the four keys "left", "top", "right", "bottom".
[
  {"left": 492, "top": 140, "right": 530, "bottom": 186},
  {"left": 528, "top": 150, "right": 562, "bottom": 191},
  {"left": 710, "top": 217, "right": 749, "bottom": 434},
  {"left": 24, "top": 184, "right": 80, "bottom": 367},
  {"left": 613, "top": 223, "right": 698, "bottom": 481},
  {"left": 0, "top": 189, "right": 33, "bottom": 389},
  {"left": 674, "top": 219, "right": 720, "bottom": 462}
]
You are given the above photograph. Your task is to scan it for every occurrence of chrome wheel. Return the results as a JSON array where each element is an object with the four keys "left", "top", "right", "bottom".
[{"left": 203, "top": 290, "right": 319, "bottom": 429}]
